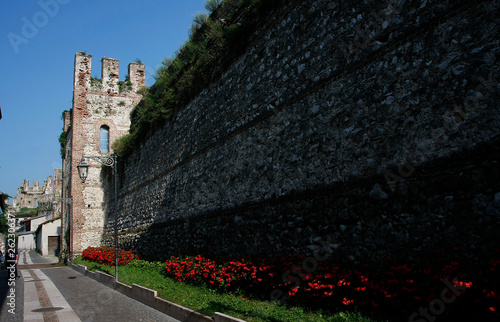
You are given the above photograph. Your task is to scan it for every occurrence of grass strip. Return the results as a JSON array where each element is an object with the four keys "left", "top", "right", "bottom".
[{"left": 72, "top": 257, "right": 380, "bottom": 321}]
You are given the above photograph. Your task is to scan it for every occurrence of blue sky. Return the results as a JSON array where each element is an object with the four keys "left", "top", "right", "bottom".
[{"left": 0, "top": 0, "right": 207, "bottom": 200}]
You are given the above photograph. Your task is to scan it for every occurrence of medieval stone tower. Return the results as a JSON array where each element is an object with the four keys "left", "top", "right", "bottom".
[{"left": 62, "top": 52, "right": 145, "bottom": 257}]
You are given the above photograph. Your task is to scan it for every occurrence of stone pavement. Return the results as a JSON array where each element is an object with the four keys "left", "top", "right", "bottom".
[{"left": 1, "top": 250, "right": 181, "bottom": 322}]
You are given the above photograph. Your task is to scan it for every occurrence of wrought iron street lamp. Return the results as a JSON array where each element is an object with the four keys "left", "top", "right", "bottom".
[{"left": 77, "top": 152, "right": 119, "bottom": 282}]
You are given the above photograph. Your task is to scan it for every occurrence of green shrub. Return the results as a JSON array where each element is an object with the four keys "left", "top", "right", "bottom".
[
  {"left": 59, "top": 130, "right": 68, "bottom": 159},
  {"left": 205, "top": 0, "right": 222, "bottom": 12},
  {"left": 115, "top": 0, "right": 286, "bottom": 160},
  {"left": 17, "top": 207, "right": 38, "bottom": 216},
  {"left": 127, "top": 259, "right": 166, "bottom": 273}
]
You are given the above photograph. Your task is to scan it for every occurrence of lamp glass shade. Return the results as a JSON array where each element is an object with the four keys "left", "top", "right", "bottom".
[{"left": 77, "top": 160, "right": 89, "bottom": 181}]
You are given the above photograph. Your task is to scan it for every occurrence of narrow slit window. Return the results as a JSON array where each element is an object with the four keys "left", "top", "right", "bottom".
[{"left": 100, "top": 125, "right": 109, "bottom": 153}]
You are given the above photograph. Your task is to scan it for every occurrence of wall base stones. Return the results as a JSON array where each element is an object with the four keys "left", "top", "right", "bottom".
[{"left": 102, "top": 136, "right": 500, "bottom": 263}]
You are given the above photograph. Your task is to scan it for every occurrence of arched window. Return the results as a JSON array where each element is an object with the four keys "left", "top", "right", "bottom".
[{"left": 100, "top": 125, "right": 110, "bottom": 153}]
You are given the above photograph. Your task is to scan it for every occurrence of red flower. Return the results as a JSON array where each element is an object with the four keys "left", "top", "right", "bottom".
[{"left": 342, "top": 297, "right": 353, "bottom": 305}]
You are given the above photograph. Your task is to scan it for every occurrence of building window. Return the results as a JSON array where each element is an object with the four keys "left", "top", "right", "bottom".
[{"left": 100, "top": 125, "right": 110, "bottom": 153}]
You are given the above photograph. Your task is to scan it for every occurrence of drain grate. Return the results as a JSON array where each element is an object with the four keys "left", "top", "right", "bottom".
[{"left": 32, "top": 307, "right": 64, "bottom": 313}]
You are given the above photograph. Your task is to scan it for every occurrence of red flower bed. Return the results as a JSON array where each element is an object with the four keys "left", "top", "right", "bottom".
[
  {"left": 164, "top": 255, "right": 280, "bottom": 291},
  {"left": 164, "top": 247, "right": 500, "bottom": 321},
  {"left": 81, "top": 246, "right": 139, "bottom": 266}
]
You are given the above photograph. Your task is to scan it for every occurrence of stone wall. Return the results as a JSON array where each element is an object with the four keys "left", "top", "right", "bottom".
[{"left": 102, "top": 0, "right": 500, "bottom": 262}]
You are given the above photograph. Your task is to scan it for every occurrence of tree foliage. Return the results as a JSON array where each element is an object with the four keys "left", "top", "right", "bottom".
[{"left": 0, "top": 193, "right": 10, "bottom": 235}]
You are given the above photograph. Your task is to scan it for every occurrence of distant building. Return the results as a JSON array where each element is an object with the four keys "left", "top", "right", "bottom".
[
  {"left": 12, "top": 177, "right": 51, "bottom": 212},
  {"left": 10, "top": 169, "right": 63, "bottom": 255},
  {"left": 36, "top": 217, "right": 61, "bottom": 257},
  {"left": 18, "top": 231, "right": 36, "bottom": 250}
]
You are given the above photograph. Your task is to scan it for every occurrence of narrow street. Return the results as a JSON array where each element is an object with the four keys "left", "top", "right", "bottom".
[{"left": 1, "top": 250, "right": 180, "bottom": 321}]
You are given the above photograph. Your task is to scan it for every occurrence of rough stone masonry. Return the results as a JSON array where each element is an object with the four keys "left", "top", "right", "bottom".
[{"left": 100, "top": 0, "right": 499, "bottom": 262}]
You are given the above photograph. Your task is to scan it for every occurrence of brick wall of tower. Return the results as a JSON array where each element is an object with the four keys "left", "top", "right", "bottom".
[{"left": 68, "top": 52, "right": 144, "bottom": 256}]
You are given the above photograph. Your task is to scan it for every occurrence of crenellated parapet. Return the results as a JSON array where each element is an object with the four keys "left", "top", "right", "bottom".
[
  {"left": 128, "top": 62, "right": 145, "bottom": 92},
  {"left": 74, "top": 52, "right": 145, "bottom": 95}
]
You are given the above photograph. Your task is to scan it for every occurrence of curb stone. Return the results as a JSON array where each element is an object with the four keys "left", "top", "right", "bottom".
[
  {"left": 68, "top": 262, "right": 246, "bottom": 321},
  {"left": 214, "top": 312, "right": 247, "bottom": 322}
]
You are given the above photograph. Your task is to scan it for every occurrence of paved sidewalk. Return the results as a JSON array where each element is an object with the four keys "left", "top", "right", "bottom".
[
  {"left": 22, "top": 268, "right": 80, "bottom": 321},
  {"left": 2, "top": 250, "right": 181, "bottom": 322}
]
